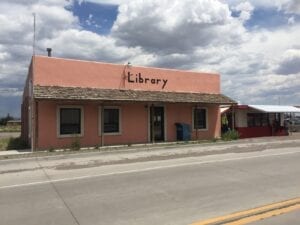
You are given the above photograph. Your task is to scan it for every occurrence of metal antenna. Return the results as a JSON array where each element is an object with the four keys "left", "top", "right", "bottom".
[{"left": 33, "top": 13, "right": 36, "bottom": 56}]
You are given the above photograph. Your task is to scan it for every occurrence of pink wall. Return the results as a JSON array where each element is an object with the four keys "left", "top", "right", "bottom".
[
  {"left": 37, "top": 101, "right": 149, "bottom": 149},
  {"left": 166, "top": 103, "right": 192, "bottom": 141},
  {"left": 22, "top": 56, "right": 224, "bottom": 150},
  {"left": 103, "top": 103, "right": 148, "bottom": 145},
  {"left": 36, "top": 101, "right": 220, "bottom": 150},
  {"left": 191, "top": 104, "right": 220, "bottom": 140},
  {"left": 33, "top": 56, "right": 220, "bottom": 94},
  {"left": 166, "top": 103, "right": 220, "bottom": 141}
]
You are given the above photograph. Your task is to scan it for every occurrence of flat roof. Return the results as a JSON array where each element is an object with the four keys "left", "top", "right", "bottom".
[
  {"left": 35, "top": 55, "right": 219, "bottom": 75},
  {"left": 249, "top": 105, "right": 300, "bottom": 113},
  {"left": 34, "top": 85, "right": 236, "bottom": 104}
]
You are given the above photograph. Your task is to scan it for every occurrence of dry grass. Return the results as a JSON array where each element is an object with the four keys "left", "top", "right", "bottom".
[
  {"left": 0, "top": 138, "right": 10, "bottom": 150},
  {"left": 0, "top": 137, "right": 28, "bottom": 150},
  {"left": 0, "top": 125, "right": 21, "bottom": 132}
]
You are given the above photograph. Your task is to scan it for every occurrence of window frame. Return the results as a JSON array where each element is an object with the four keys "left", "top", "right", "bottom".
[
  {"left": 247, "top": 113, "right": 269, "bottom": 127},
  {"left": 57, "top": 106, "right": 84, "bottom": 138},
  {"left": 192, "top": 107, "right": 208, "bottom": 131},
  {"left": 98, "top": 106, "right": 122, "bottom": 135}
]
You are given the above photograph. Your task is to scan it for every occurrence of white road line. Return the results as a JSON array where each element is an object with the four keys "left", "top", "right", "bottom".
[{"left": 0, "top": 149, "right": 300, "bottom": 190}]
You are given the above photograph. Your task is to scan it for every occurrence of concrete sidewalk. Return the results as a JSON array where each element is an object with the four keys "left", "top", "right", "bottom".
[
  {"left": 0, "top": 150, "right": 29, "bottom": 156},
  {"left": 0, "top": 134, "right": 299, "bottom": 173},
  {"left": 0, "top": 133, "right": 299, "bottom": 162}
]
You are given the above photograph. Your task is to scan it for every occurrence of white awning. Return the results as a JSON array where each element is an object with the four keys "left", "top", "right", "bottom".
[
  {"left": 220, "top": 107, "right": 230, "bottom": 113},
  {"left": 249, "top": 105, "right": 300, "bottom": 113}
]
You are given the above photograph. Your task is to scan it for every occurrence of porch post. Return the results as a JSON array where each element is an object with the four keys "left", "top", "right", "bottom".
[
  {"left": 231, "top": 104, "right": 235, "bottom": 129},
  {"left": 151, "top": 104, "right": 155, "bottom": 143}
]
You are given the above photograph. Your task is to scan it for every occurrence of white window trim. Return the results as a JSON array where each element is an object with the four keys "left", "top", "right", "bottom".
[
  {"left": 57, "top": 105, "right": 84, "bottom": 138},
  {"left": 99, "top": 106, "right": 122, "bottom": 136},
  {"left": 192, "top": 107, "right": 208, "bottom": 131}
]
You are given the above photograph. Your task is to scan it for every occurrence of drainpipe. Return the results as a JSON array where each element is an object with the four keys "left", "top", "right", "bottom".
[
  {"left": 268, "top": 113, "right": 273, "bottom": 136},
  {"left": 195, "top": 104, "right": 199, "bottom": 140},
  {"left": 31, "top": 57, "right": 35, "bottom": 152},
  {"left": 34, "top": 101, "right": 39, "bottom": 150},
  {"left": 231, "top": 104, "right": 235, "bottom": 130},
  {"left": 101, "top": 104, "right": 104, "bottom": 147},
  {"left": 290, "top": 112, "right": 292, "bottom": 136}
]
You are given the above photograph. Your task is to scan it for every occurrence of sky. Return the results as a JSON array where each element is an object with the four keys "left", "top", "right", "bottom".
[{"left": 0, "top": 0, "right": 299, "bottom": 118}]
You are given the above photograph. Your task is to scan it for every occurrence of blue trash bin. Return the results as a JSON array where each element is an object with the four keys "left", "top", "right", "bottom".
[{"left": 175, "top": 123, "right": 191, "bottom": 141}]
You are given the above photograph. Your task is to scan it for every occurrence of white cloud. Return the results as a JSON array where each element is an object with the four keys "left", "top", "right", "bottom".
[
  {"left": 276, "top": 49, "right": 300, "bottom": 75},
  {"left": 0, "top": 0, "right": 81, "bottom": 116},
  {"left": 112, "top": 0, "right": 247, "bottom": 54},
  {"left": 87, "top": 0, "right": 286, "bottom": 13},
  {"left": 239, "top": 25, "right": 300, "bottom": 66},
  {"left": 226, "top": 0, "right": 300, "bottom": 15},
  {"left": 277, "top": 0, "right": 300, "bottom": 15},
  {"left": 217, "top": 24, "right": 300, "bottom": 105},
  {"left": 0, "top": 88, "right": 23, "bottom": 97},
  {"left": 0, "top": 0, "right": 300, "bottom": 117},
  {"left": 39, "top": 29, "right": 138, "bottom": 62},
  {"left": 232, "top": 1, "right": 254, "bottom": 22},
  {"left": 222, "top": 73, "right": 300, "bottom": 105}
]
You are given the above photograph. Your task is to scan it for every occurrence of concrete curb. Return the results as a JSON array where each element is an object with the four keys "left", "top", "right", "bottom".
[{"left": 0, "top": 134, "right": 299, "bottom": 161}]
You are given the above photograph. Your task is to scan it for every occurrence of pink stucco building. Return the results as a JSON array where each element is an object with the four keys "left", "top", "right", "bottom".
[{"left": 21, "top": 55, "right": 235, "bottom": 150}]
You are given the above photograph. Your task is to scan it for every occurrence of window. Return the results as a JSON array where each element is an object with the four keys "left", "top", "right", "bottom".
[
  {"left": 247, "top": 113, "right": 268, "bottom": 127},
  {"left": 58, "top": 107, "right": 83, "bottom": 136},
  {"left": 101, "top": 107, "right": 121, "bottom": 134},
  {"left": 193, "top": 108, "right": 207, "bottom": 130}
]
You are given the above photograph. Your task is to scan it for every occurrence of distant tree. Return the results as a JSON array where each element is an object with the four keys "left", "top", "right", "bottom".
[{"left": 0, "top": 113, "right": 14, "bottom": 126}]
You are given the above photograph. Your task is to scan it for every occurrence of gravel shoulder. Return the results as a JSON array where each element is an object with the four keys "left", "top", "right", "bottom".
[{"left": 0, "top": 135, "right": 299, "bottom": 175}]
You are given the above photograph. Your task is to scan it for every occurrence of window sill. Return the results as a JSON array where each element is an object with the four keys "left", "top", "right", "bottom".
[
  {"left": 58, "top": 133, "right": 83, "bottom": 138},
  {"left": 103, "top": 132, "right": 121, "bottom": 136},
  {"left": 192, "top": 128, "right": 208, "bottom": 131}
]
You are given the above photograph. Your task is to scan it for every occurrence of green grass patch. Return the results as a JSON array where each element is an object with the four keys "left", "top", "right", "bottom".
[
  {"left": 0, "top": 125, "right": 21, "bottom": 132},
  {"left": 0, "top": 137, "right": 29, "bottom": 150},
  {"left": 221, "top": 129, "right": 240, "bottom": 141},
  {"left": 70, "top": 136, "right": 81, "bottom": 151}
]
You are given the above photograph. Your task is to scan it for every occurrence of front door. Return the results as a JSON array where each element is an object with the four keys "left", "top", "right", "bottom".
[{"left": 150, "top": 106, "right": 165, "bottom": 141}]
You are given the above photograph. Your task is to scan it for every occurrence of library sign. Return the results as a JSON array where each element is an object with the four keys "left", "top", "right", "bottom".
[{"left": 127, "top": 72, "right": 168, "bottom": 89}]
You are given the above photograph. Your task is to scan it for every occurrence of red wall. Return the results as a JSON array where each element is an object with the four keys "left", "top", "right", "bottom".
[
  {"left": 236, "top": 127, "right": 271, "bottom": 138},
  {"left": 236, "top": 126, "right": 287, "bottom": 138}
]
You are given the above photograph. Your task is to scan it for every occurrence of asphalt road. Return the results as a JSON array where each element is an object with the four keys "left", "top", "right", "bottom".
[
  {"left": 252, "top": 210, "right": 300, "bottom": 225},
  {"left": 0, "top": 144, "right": 299, "bottom": 225}
]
